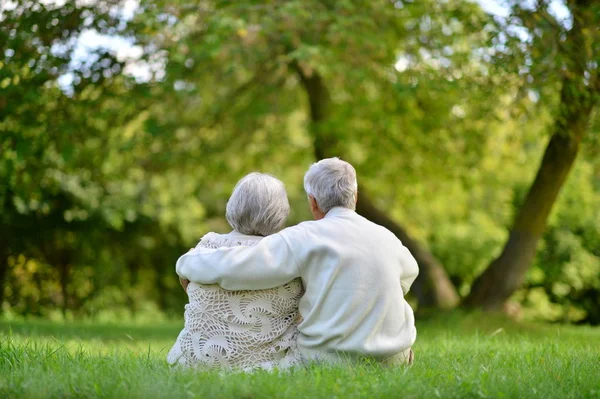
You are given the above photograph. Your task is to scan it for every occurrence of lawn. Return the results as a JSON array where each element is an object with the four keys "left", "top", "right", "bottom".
[{"left": 1, "top": 313, "right": 599, "bottom": 398}]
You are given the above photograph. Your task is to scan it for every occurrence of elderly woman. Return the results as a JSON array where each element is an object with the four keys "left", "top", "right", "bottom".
[{"left": 167, "top": 173, "right": 304, "bottom": 371}]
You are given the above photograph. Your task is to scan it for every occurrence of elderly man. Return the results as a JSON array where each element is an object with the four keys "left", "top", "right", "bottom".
[{"left": 177, "top": 158, "right": 419, "bottom": 365}]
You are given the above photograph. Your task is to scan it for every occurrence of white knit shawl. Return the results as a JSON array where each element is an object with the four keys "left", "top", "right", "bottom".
[{"left": 167, "top": 231, "right": 304, "bottom": 371}]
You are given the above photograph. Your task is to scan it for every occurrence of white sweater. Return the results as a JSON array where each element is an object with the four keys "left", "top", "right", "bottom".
[{"left": 177, "top": 207, "right": 419, "bottom": 363}]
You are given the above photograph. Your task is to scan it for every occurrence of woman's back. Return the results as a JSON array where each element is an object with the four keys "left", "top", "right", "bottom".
[{"left": 168, "top": 231, "right": 304, "bottom": 370}]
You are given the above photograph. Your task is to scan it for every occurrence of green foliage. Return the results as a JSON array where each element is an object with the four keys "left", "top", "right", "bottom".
[
  {"left": 0, "top": 0, "right": 598, "bottom": 322},
  {"left": 0, "top": 1, "right": 198, "bottom": 317},
  {"left": 519, "top": 161, "right": 600, "bottom": 324}
]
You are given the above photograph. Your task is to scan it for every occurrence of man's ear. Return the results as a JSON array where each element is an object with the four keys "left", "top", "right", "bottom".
[
  {"left": 309, "top": 195, "right": 319, "bottom": 212},
  {"left": 308, "top": 195, "right": 326, "bottom": 220}
]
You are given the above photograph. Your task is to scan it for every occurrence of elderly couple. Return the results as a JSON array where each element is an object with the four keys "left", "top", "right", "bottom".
[{"left": 167, "top": 158, "right": 419, "bottom": 371}]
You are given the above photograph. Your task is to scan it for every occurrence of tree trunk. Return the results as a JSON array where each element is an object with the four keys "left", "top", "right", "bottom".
[
  {"left": 294, "top": 63, "right": 460, "bottom": 309},
  {"left": 464, "top": 124, "right": 593, "bottom": 309},
  {"left": 464, "top": 4, "right": 597, "bottom": 310}
]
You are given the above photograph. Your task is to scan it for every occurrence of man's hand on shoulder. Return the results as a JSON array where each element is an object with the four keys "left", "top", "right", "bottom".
[
  {"left": 179, "top": 276, "right": 190, "bottom": 293},
  {"left": 177, "top": 247, "right": 196, "bottom": 293}
]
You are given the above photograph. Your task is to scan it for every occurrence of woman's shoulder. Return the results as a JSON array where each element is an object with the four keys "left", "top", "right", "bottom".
[{"left": 196, "top": 231, "right": 263, "bottom": 249}]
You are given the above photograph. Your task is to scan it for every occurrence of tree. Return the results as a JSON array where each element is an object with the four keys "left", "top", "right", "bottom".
[
  {"left": 0, "top": 0, "right": 197, "bottom": 316},
  {"left": 293, "top": 65, "right": 459, "bottom": 308},
  {"left": 5, "top": 0, "right": 596, "bottom": 318},
  {"left": 465, "top": 0, "right": 600, "bottom": 310},
  {"left": 136, "top": 0, "right": 502, "bottom": 309}
]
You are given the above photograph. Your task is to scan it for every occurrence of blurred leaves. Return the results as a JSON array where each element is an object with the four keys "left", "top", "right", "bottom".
[{"left": 0, "top": 0, "right": 599, "bottom": 322}]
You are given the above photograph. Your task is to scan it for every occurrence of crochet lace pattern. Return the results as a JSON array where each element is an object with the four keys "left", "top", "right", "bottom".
[{"left": 167, "top": 232, "right": 304, "bottom": 371}]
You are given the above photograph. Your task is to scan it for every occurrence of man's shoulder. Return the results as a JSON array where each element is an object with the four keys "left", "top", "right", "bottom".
[
  {"left": 353, "top": 213, "right": 404, "bottom": 243},
  {"left": 278, "top": 219, "right": 321, "bottom": 238}
]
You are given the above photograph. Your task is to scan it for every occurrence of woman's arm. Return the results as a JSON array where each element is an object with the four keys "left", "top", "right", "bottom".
[{"left": 176, "top": 233, "right": 302, "bottom": 291}]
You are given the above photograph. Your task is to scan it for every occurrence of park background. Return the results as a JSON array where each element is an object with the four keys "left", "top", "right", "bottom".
[{"left": 1, "top": 0, "right": 599, "bottom": 397}]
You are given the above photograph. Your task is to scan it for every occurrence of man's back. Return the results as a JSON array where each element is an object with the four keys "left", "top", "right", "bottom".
[{"left": 278, "top": 207, "right": 418, "bottom": 361}]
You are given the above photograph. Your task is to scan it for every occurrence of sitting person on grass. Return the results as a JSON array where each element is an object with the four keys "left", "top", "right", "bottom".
[
  {"left": 177, "top": 158, "right": 419, "bottom": 366},
  {"left": 167, "top": 173, "right": 304, "bottom": 371}
]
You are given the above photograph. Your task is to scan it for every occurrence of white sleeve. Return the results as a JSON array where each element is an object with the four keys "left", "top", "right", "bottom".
[
  {"left": 176, "top": 233, "right": 301, "bottom": 290},
  {"left": 399, "top": 245, "right": 419, "bottom": 295}
]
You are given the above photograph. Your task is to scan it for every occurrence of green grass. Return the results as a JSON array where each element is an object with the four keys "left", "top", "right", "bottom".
[{"left": 1, "top": 313, "right": 599, "bottom": 398}]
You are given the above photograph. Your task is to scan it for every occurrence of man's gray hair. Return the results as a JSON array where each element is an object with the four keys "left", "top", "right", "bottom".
[
  {"left": 303, "top": 157, "right": 358, "bottom": 213},
  {"left": 226, "top": 173, "right": 290, "bottom": 236}
]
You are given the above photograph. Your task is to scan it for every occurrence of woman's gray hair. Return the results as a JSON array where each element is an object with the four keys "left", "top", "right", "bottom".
[
  {"left": 303, "top": 157, "right": 358, "bottom": 213},
  {"left": 226, "top": 173, "right": 290, "bottom": 236}
]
